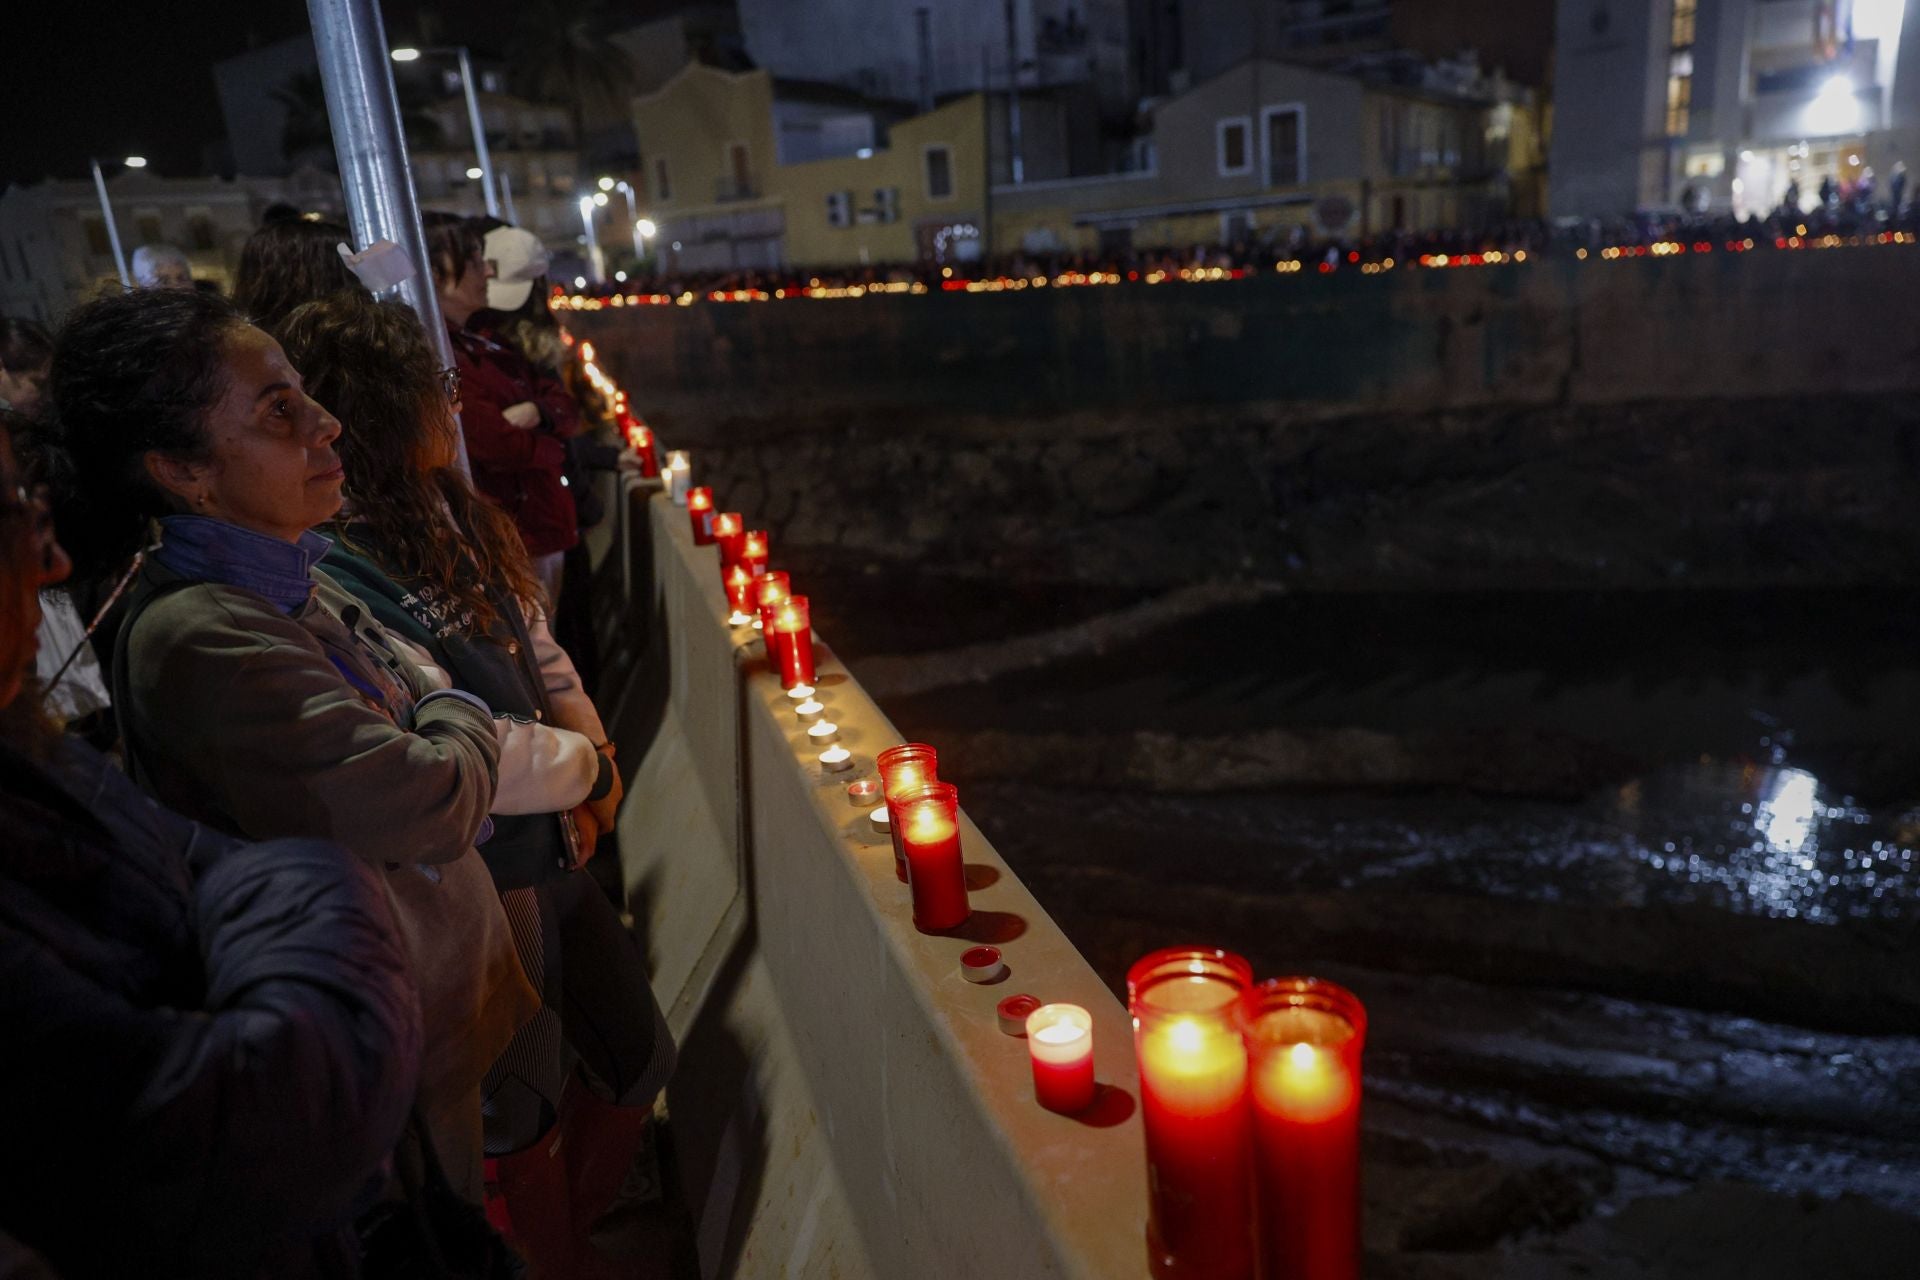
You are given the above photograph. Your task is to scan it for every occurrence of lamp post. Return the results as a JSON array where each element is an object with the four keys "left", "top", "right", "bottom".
[
  {"left": 87, "top": 155, "right": 144, "bottom": 289},
  {"left": 578, "top": 195, "right": 604, "bottom": 283},
  {"left": 605, "top": 177, "right": 644, "bottom": 263},
  {"left": 391, "top": 44, "right": 498, "bottom": 217}
]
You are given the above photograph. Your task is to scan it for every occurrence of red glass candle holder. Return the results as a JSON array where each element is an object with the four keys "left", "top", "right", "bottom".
[
  {"left": 754, "top": 571, "right": 791, "bottom": 644},
  {"left": 724, "top": 562, "right": 756, "bottom": 615},
  {"left": 713, "top": 512, "right": 745, "bottom": 566},
  {"left": 1027, "top": 1003, "right": 1097, "bottom": 1114},
  {"left": 876, "top": 744, "right": 938, "bottom": 885},
  {"left": 769, "top": 594, "right": 815, "bottom": 690},
  {"left": 629, "top": 424, "right": 659, "bottom": 477},
  {"left": 1239, "top": 978, "right": 1366, "bottom": 1280},
  {"left": 1128, "top": 946, "right": 1257, "bottom": 1280},
  {"left": 891, "top": 780, "right": 969, "bottom": 931},
  {"left": 742, "top": 530, "right": 769, "bottom": 576},
  {"left": 687, "top": 487, "right": 715, "bottom": 543}
]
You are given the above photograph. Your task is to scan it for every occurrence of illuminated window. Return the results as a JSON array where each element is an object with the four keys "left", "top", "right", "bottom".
[{"left": 1666, "top": 0, "right": 1696, "bottom": 137}]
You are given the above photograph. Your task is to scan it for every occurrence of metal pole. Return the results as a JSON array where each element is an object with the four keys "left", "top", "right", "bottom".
[
  {"left": 307, "top": 0, "right": 468, "bottom": 473},
  {"left": 500, "top": 170, "right": 520, "bottom": 225},
  {"left": 1003, "top": 0, "right": 1024, "bottom": 184},
  {"left": 621, "top": 183, "right": 642, "bottom": 262},
  {"left": 456, "top": 46, "right": 500, "bottom": 217},
  {"left": 89, "top": 159, "right": 131, "bottom": 289},
  {"left": 578, "top": 196, "right": 604, "bottom": 283}
]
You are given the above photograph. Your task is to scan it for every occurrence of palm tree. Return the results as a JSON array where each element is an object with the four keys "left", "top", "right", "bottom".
[
  {"left": 273, "top": 69, "right": 449, "bottom": 171},
  {"left": 510, "top": 0, "right": 636, "bottom": 163}
]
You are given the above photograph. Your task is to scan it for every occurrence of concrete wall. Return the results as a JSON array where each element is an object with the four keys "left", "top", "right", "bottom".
[
  {"left": 1550, "top": 0, "right": 1668, "bottom": 216},
  {"left": 601, "top": 484, "right": 1152, "bottom": 1278},
  {"left": 574, "top": 243, "right": 1920, "bottom": 424}
]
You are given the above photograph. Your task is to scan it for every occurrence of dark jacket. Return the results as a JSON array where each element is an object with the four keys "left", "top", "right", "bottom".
[
  {"left": 0, "top": 734, "right": 420, "bottom": 1277},
  {"left": 449, "top": 323, "right": 579, "bottom": 557}
]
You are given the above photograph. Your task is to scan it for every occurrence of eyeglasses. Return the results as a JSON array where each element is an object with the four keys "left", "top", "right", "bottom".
[{"left": 437, "top": 366, "right": 462, "bottom": 404}]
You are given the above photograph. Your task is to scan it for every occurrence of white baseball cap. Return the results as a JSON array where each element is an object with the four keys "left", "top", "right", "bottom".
[{"left": 484, "top": 226, "right": 550, "bottom": 311}]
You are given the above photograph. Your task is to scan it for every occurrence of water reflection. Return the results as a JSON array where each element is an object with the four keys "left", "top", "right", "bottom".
[{"left": 1619, "top": 760, "right": 1917, "bottom": 924}]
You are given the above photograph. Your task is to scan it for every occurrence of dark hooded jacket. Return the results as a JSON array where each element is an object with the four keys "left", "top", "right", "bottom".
[{"left": 0, "top": 731, "right": 421, "bottom": 1277}]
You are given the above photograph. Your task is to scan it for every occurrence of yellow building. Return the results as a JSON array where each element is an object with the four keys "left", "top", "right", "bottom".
[{"left": 631, "top": 63, "right": 988, "bottom": 272}]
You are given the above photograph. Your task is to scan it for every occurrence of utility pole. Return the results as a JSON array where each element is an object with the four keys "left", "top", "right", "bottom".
[{"left": 88, "top": 159, "right": 131, "bottom": 289}]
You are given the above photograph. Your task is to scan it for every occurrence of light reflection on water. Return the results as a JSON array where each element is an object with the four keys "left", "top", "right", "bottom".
[{"left": 1620, "top": 762, "right": 1918, "bottom": 924}]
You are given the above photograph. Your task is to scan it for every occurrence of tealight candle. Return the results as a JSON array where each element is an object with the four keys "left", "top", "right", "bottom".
[
  {"left": 891, "top": 781, "right": 969, "bottom": 931},
  {"left": 741, "top": 530, "right": 769, "bottom": 576},
  {"left": 960, "top": 945, "right": 1005, "bottom": 984},
  {"left": 1129, "top": 947, "right": 1256, "bottom": 1280},
  {"left": 794, "top": 698, "right": 825, "bottom": 722},
  {"left": 806, "top": 720, "right": 839, "bottom": 746},
  {"left": 686, "top": 487, "right": 715, "bottom": 543},
  {"left": 1239, "top": 979, "right": 1367, "bottom": 1280},
  {"left": 724, "top": 562, "right": 756, "bottom": 617},
  {"left": 1027, "top": 1003, "right": 1096, "bottom": 1114},
  {"left": 713, "top": 512, "right": 745, "bottom": 566},
  {"left": 876, "top": 744, "right": 938, "bottom": 885},
  {"left": 665, "top": 451, "right": 691, "bottom": 504},
  {"left": 770, "top": 595, "right": 815, "bottom": 691},
  {"left": 867, "top": 805, "right": 890, "bottom": 834},
  {"left": 818, "top": 744, "right": 853, "bottom": 772},
  {"left": 846, "top": 778, "right": 881, "bottom": 807}
]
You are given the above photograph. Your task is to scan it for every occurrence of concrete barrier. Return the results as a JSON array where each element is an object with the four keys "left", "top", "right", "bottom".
[
  {"left": 576, "top": 247, "right": 1920, "bottom": 423},
  {"left": 603, "top": 481, "right": 1152, "bottom": 1278}
]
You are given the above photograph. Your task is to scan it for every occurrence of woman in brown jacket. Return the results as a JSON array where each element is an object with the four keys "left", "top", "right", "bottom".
[{"left": 45, "top": 287, "right": 538, "bottom": 1199}]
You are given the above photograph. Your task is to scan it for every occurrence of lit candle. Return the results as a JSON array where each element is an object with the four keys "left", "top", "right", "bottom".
[
  {"left": 876, "top": 744, "right": 938, "bottom": 885},
  {"left": 1027, "top": 1003, "right": 1096, "bottom": 1114},
  {"left": 1239, "top": 979, "right": 1366, "bottom": 1280},
  {"left": 793, "top": 697, "right": 825, "bottom": 722},
  {"left": 846, "top": 777, "right": 881, "bottom": 808},
  {"left": 1128, "top": 947, "right": 1256, "bottom": 1280},
  {"left": 629, "top": 423, "right": 660, "bottom": 477},
  {"left": 713, "top": 511, "right": 745, "bottom": 566},
  {"left": 818, "top": 744, "right": 853, "bottom": 772},
  {"left": 665, "top": 450, "right": 691, "bottom": 504},
  {"left": 770, "top": 595, "right": 815, "bottom": 691},
  {"left": 891, "top": 780, "right": 969, "bottom": 931},
  {"left": 754, "top": 572, "right": 792, "bottom": 652},
  {"left": 741, "top": 529, "right": 769, "bottom": 576},
  {"left": 686, "top": 486, "right": 715, "bottom": 543},
  {"left": 806, "top": 720, "right": 839, "bottom": 746},
  {"left": 724, "top": 562, "right": 756, "bottom": 618}
]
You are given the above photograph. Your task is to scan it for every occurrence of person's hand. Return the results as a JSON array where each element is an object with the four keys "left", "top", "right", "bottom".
[
  {"left": 502, "top": 401, "right": 542, "bottom": 429},
  {"left": 586, "top": 742, "right": 622, "bottom": 833},
  {"left": 570, "top": 804, "right": 601, "bottom": 865}
]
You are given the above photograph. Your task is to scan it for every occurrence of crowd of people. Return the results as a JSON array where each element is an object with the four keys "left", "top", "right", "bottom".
[
  {"left": 0, "top": 210, "right": 668, "bottom": 1277},
  {"left": 585, "top": 188, "right": 1920, "bottom": 303}
]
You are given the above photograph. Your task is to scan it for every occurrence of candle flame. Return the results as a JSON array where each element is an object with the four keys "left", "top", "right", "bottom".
[
  {"left": 1168, "top": 1018, "right": 1204, "bottom": 1054},
  {"left": 1033, "top": 1021, "right": 1085, "bottom": 1045},
  {"left": 1289, "top": 1042, "right": 1317, "bottom": 1070}
]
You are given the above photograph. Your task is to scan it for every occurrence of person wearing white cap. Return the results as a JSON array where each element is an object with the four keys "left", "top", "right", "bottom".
[{"left": 484, "top": 225, "right": 550, "bottom": 314}]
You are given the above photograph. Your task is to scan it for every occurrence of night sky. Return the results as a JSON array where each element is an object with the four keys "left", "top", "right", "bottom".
[{"left": 0, "top": 0, "right": 682, "bottom": 189}]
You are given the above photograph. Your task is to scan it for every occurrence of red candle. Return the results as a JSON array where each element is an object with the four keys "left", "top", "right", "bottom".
[
  {"left": 687, "top": 487, "right": 715, "bottom": 543},
  {"left": 724, "top": 562, "right": 756, "bottom": 615},
  {"left": 891, "top": 781, "right": 969, "bottom": 930},
  {"left": 770, "top": 594, "right": 815, "bottom": 690},
  {"left": 1239, "top": 979, "right": 1366, "bottom": 1280},
  {"left": 1027, "top": 1003, "right": 1096, "bottom": 1114},
  {"left": 876, "top": 744, "right": 938, "bottom": 884},
  {"left": 713, "top": 511, "right": 745, "bottom": 566},
  {"left": 1128, "top": 947, "right": 1256, "bottom": 1280},
  {"left": 629, "top": 423, "right": 659, "bottom": 477},
  {"left": 753, "top": 571, "right": 791, "bottom": 648},
  {"left": 741, "top": 529, "right": 769, "bottom": 576}
]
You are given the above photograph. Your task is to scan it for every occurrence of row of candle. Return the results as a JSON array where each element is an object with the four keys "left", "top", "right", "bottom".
[{"left": 616, "top": 399, "right": 1364, "bottom": 1280}]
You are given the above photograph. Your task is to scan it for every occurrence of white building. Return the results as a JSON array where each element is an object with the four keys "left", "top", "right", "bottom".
[{"left": 1551, "top": 0, "right": 1920, "bottom": 218}]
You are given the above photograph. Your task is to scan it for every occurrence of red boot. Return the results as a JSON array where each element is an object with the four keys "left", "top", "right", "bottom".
[
  {"left": 482, "top": 1126, "right": 574, "bottom": 1278},
  {"left": 558, "top": 1073, "right": 660, "bottom": 1275}
]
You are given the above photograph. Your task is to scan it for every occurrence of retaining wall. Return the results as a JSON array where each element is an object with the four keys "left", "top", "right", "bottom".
[
  {"left": 599, "top": 481, "right": 1151, "bottom": 1278},
  {"left": 576, "top": 247, "right": 1920, "bottom": 423}
]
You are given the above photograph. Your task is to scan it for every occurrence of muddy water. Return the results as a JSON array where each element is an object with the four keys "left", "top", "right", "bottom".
[{"left": 810, "top": 580, "right": 1920, "bottom": 1274}]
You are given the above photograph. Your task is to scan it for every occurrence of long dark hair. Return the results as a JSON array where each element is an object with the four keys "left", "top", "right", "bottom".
[
  {"left": 45, "top": 290, "right": 245, "bottom": 582},
  {"left": 421, "top": 211, "right": 484, "bottom": 289},
  {"left": 276, "top": 293, "right": 542, "bottom": 629},
  {"left": 234, "top": 218, "right": 358, "bottom": 336}
]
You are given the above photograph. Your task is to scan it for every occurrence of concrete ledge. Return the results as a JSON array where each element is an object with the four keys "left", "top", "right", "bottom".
[{"left": 609, "top": 485, "right": 1151, "bottom": 1278}]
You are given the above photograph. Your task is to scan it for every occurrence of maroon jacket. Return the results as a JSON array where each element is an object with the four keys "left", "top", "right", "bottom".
[{"left": 448, "top": 323, "right": 579, "bottom": 557}]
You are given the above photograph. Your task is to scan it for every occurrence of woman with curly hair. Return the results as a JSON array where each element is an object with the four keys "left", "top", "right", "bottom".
[{"left": 278, "top": 291, "right": 673, "bottom": 1278}]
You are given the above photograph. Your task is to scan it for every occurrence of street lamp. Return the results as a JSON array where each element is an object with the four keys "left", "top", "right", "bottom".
[
  {"left": 88, "top": 154, "right": 145, "bottom": 289},
  {"left": 390, "top": 44, "right": 498, "bottom": 217},
  {"left": 578, "top": 195, "right": 604, "bottom": 284},
  {"left": 606, "top": 178, "right": 646, "bottom": 263}
]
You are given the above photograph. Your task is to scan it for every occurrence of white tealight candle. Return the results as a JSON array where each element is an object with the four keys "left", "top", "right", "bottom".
[
  {"left": 728, "top": 610, "right": 754, "bottom": 627},
  {"left": 807, "top": 720, "right": 839, "bottom": 746},
  {"left": 794, "top": 698, "right": 826, "bottom": 722},
  {"left": 819, "top": 745, "right": 853, "bottom": 772},
  {"left": 786, "top": 684, "right": 815, "bottom": 700},
  {"left": 868, "top": 804, "right": 890, "bottom": 835}
]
